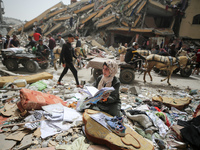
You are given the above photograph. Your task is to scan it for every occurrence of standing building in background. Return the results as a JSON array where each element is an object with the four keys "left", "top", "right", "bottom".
[{"left": 179, "top": 0, "right": 200, "bottom": 40}]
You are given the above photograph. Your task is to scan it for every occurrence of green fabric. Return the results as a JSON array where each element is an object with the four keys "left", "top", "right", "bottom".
[
  {"left": 93, "top": 75, "right": 121, "bottom": 117},
  {"left": 32, "top": 46, "right": 36, "bottom": 53},
  {"left": 55, "top": 136, "right": 89, "bottom": 150},
  {"left": 30, "top": 80, "right": 47, "bottom": 91},
  {"left": 155, "top": 112, "right": 166, "bottom": 122}
]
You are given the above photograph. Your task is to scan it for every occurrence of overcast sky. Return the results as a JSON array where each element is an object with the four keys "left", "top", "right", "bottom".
[{"left": 3, "top": 0, "right": 75, "bottom": 21}]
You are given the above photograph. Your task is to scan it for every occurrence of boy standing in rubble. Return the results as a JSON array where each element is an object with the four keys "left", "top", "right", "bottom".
[
  {"left": 57, "top": 34, "right": 82, "bottom": 88},
  {"left": 47, "top": 34, "right": 56, "bottom": 67}
]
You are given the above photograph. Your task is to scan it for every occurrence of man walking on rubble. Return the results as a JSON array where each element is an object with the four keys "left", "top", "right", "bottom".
[
  {"left": 57, "top": 33, "right": 82, "bottom": 88},
  {"left": 57, "top": 34, "right": 65, "bottom": 48},
  {"left": 47, "top": 34, "right": 56, "bottom": 67},
  {"left": 125, "top": 42, "right": 146, "bottom": 70}
]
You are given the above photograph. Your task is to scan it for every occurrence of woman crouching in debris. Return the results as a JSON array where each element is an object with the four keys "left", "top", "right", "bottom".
[{"left": 91, "top": 60, "right": 122, "bottom": 117}]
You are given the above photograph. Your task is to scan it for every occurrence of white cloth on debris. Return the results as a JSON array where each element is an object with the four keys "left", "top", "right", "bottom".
[
  {"left": 146, "top": 111, "right": 168, "bottom": 138},
  {"left": 63, "top": 107, "right": 82, "bottom": 122},
  {"left": 40, "top": 120, "right": 71, "bottom": 139}
]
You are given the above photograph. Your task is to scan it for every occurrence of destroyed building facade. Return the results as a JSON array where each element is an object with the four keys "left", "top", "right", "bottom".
[{"left": 7, "top": 0, "right": 195, "bottom": 48}]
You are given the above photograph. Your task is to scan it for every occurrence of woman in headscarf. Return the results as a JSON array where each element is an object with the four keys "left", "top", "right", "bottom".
[{"left": 91, "top": 60, "right": 121, "bottom": 116}]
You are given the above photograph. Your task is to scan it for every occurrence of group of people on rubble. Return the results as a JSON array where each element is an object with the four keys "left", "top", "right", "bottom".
[{"left": 0, "top": 34, "right": 20, "bottom": 49}]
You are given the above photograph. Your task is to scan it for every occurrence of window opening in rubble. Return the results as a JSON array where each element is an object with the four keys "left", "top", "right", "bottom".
[
  {"left": 114, "top": 34, "right": 133, "bottom": 47},
  {"left": 192, "top": 14, "right": 200, "bottom": 24}
]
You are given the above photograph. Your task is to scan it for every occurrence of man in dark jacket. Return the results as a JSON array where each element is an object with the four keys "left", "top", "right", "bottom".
[
  {"left": 36, "top": 39, "right": 49, "bottom": 59},
  {"left": 125, "top": 42, "right": 146, "bottom": 69},
  {"left": 58, "top": 34, "right": 82, "bottom": 87},
  {"left": 25, "top": 36, "right": 36, "bottom": 48}
]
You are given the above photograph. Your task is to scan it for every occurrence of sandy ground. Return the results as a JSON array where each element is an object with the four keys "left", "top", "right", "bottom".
[{"left": 1, "top": 62, "right": 200, "bottom": 91}]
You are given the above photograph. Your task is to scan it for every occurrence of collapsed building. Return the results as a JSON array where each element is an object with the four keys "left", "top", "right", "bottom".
[{"left": 8, "top": 0, "right": 192, "bottom": 48}]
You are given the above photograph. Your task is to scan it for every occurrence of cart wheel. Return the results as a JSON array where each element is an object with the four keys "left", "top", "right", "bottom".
[
  {"left": 93, "top": 69, "right": 102, "bottom": 79},
  {"left": 153, "top": 67, "right": 160, "bottom": 73},
  {"left": 180, "top": 67, "right": 192, "bottom": 77},
  {"left": 120, "top": 69, "right": 135, "bottom": 84},
  {"left": 173, "top": 68, "right": 180, "bottom": 74},
  {"left": 160, "top": 70, "right": 168, "bottom": 76},
  {"left": 40, "top": 63, "right": 49, "bottom": 69},
  {"left": 5, "top": 59, "right": 18, "bottom": 71},
  {"left": 26, "top": 60, "right": 39, "bottom": 73}
]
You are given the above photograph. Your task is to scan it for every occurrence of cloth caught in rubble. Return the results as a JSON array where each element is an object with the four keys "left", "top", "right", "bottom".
[
  {"left": 178, "top": 115, "right": 200, "bottom": 149},
  {"left": 98, "top": 60, "right": 118, "bottom": 90},
  {"left": 17, "top": 88, "right": 66, "bottom": 112}
]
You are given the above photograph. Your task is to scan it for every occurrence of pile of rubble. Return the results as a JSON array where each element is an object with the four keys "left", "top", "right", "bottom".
[
  {"left": 0, "top": 70, "right": 200, "bottom": 150},
  {"left": 7, "top": 0, "right": 187, "bottom": 47}
]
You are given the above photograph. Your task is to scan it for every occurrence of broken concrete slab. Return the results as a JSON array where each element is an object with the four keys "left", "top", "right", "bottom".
[
  {"left": 129, "top": 86, "right": 141, "bottom": 95},
  {"left": 0, "top": 134, "right": 16, "bottom": 150},
  {"left": 6, "top": 130, "right": 30, "bottom": 141},
  {"left": 18, "top": 134, "right": 33, "bottom": 150}
]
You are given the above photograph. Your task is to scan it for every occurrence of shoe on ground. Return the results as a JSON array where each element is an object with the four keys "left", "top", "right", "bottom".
[
  {"left": 106, "top": 120, "right": 126, "bottom": 137},
  {"left": 105, "top": 116, "right": 124, "bottom": 124},
  {"left": 57, "top": 82, "right": 64, "bottom": 85},
  {"left": 77, "top": 85, "right": 83, "bottom": 88}
]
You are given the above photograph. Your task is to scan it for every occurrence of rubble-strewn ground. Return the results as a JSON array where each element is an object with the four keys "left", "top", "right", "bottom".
[{"left": 0, "top": 60, "right": 200, "bottom": 150}]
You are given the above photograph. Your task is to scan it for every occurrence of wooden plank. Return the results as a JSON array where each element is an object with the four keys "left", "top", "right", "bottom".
[
  {"left": 122, "top": 21, "right": 129, "bottom": 27},
  {"left": 74, "top": 3, "right": 95, "bottom": 14},
  {"left": 107, "top": 27, "right": 153, "bottom": 33},
  {"left": 94, "top": 4, "right": 112, "bottom": 19},
  {"left": 81, "top": 12, "right": 99, "bottom": 24},
  {"left": 136, "top": 1, "right": 146, "bottom": 14},
  {"left": 53, "top": 16, "right": 71, "bottom": 21},
  {"left": 97, "top": 15, "right": 115, "bottom": 23},
  {"left": 96, "top": 18, "right": 116, "bottom": 28},
  {"left": 0, "top": 72, "right": 53, "bottom": 88},
  {"left": 44, "top": 23, "right": 62, "bottom": 36},
  {"left": 132, "top": 14, "right": 141, "bottom": 27},
  {"left": 48, "top": 7, "right": 67, "bottom": 18},
  {"left": 106, "top": 0, "right": 118, "bottom": 5},
  {"left": 124, "top": 0, "right": 138, "bottom": 11}
]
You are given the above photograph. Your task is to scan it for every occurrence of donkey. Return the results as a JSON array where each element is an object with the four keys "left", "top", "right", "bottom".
[
  {"left": 143, "top": 54, "right": 189, "bottom": 85},
  {"left": 53, "top": 46, "right": 62, "bottom": 70}
]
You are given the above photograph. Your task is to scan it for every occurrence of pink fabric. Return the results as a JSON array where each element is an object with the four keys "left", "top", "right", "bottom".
[{"left": 18, "top": 88, "right": 66, "bottom": 112}]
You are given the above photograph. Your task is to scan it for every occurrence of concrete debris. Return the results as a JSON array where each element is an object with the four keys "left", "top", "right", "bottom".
[
  {"left": 2, "top": 0, "right": 188, "bottom": 48},
  {"left": 0, "top": 72, "right": 199, "bottom": 149}
]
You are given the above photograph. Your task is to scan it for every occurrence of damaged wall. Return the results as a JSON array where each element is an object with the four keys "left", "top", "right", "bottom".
[
  {"left": 179, "top": 0, "right": 200, "bottom": 39},
  {"left": 13, "top": 0, "right": 186, "bottom": 47}
]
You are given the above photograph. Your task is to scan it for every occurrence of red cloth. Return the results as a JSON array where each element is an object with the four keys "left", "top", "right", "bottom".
[
  {"left": 154, "top": 107, "right": 161, "bottom": 112},
  {"left": 33, "top": 33, "right": 41, "bottom": 41},
  {"left": 196, "top": 49, "right": 200, "bottom": 62},
  {"left": 17, "top": 88, "right": 66, "bottom": 112}
]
